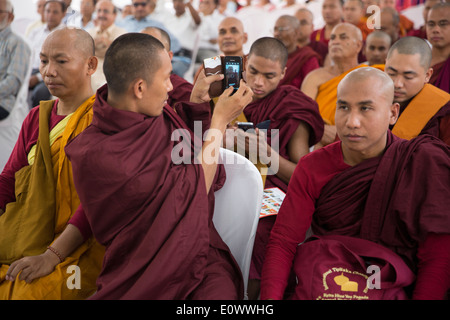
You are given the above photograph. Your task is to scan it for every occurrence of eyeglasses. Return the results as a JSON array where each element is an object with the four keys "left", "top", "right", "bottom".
[
  {"left": 273, "top": 26, "right": 291, "bottom": 33},
  {"left": 0, "top": 10, "right": 11, "bottom": 14},
  {"left": 133, "top": 2, "right": 148, "bottom": 7}
]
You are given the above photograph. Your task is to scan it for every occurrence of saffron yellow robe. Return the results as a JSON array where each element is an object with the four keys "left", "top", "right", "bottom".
[{"left": 0, "top": 96, "right": 104, "bottom": 300}]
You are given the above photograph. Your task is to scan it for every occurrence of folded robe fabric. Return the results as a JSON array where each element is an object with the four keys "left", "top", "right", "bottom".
[{"left": 65, "top": 85, "right": 243, "bottom": 300}]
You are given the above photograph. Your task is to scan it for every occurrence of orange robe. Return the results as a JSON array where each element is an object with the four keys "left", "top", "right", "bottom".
[
  {"left": 392, "top": 84, "right": 450, "bottom": 143},
  {"left": 0, "top": 96, "right": 104, "bottom": 300}
]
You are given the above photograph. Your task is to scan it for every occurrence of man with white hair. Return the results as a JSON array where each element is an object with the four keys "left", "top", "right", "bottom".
[{"left": 0, "top": 0, "right": 31, "bottom": 120}]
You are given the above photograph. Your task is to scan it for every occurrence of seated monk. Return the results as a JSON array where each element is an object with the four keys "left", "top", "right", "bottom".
[
  {"left": 221, "top": 37, "right": 324, "bottom": 299},
  {"left": 426, "top": 2, "right": 450, "bottom": 94},
  {"left": 261, "top": 67, "right": 450, "bottom": 300},
  {"left": 362, "top": 30, "right": 391, "bottom": 66},
  {"left": 64, "top": 33, "right": 254, "bottom": 299},
  {"left": 294, "top": 8, "right": 329, "bottom": 66},
  {"left": 301, "top": 22, "right": 381, "bottom": 148},
  {"left": 141, "top": 26, "right": 193, "bottom": 105},
  {"left": 194, "top": 16, "right": 248, "bottom": 84},
  {"left": 343, "top": 0, "right": 372, "bottom": 40},
  {"left": 379, "top": 0, "right": 414, "bottom": 35},
  {"left": 0, "top": 28, "right": 104, "bottom": 299},
  {"left": 311, "top": 0, "right": 344, "bottom": 46},
  {"left": 385, "top": 36, "right": 450, "bottom": 145},
  {"left": 408, "top": 0, "right": 443, "bottom": 40},
  {"left": 273, "top": 15, "right": 320, "bottom": 89}
]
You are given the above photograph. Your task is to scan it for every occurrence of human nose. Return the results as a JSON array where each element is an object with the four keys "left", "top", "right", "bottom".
[
  {"left": 253, "top": 74, "right": 264, "bottom": 87},
  {"left": 392, "top": 75, "right": 403, "bottom": 89},
  {"left": 346, "top": 110, "right": 361, "bottom": 128}
]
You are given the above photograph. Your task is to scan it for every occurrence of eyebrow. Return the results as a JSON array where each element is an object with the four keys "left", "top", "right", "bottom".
[
  {"left": 386, "top": 66, "right": 417, "bottom": 75},
  {"left": 39, "top": 52, "right": 70, "bottom": 59},
  {"left": 248, "top": 65, "right": 277, "bottom": 77},
  {"left": 337, "top": 99, "right": 374, "bottom": 105}
]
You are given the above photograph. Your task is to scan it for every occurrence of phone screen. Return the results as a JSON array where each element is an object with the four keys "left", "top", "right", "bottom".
[{"left": 224, "top": 58, "right": 242, "bottom": 91}]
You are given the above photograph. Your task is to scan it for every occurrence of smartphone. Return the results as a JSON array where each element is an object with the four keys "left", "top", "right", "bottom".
[
  {"left": 223, "top": 56, "right": 243, "bottom": 92},
  {"left": 237, "top": 122, "right": 254, "bottom": 132}
]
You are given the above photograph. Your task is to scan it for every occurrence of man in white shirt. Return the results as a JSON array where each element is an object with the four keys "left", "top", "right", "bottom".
[
  {"left": 197, "top": 0, "right": 225, "bottom": 62},
  {"left": 163, "top": 0, "right": 202, "bottom": 77},
  {"left": 87, "top": 0, "right": 126, "bottom": 90},
  {"left": 27, "top": 0, "right": 66, "bottom": 108},
  {"left": 66, "top": 0, "right": 96, "bottom": 30}
]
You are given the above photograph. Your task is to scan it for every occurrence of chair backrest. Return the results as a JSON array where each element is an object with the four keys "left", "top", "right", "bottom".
[
  {"left": 213, "top": 148, "right": 263, "bottom": 299},
  {"left": 183, "top": 30, "right": 201, "bottom": 83},
  {"left": 0, "top": 65, "right": 31, "bottom": 172}
]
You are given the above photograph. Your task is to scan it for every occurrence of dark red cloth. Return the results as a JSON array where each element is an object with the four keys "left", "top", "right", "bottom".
[
  {"left": 245, "top": 85, "right": 323, "bottom": 281},
  {"left": 278, "top": 46, "right": 320, "bottom": 90},
  {"left": 243, "top": 85, "right": 324, "bottom": 193},
  {"left": 261, "top": 132, "right": 450, "bottom": 299},
  {"left": 307, "top": 41, "right": 329, "bottom": 66},
  {"left": 168, "top": 73, "right": 193, "bottom": 107},
  {"left": 65, "top": 85, "right": 243, "bottom": 300},
  {"left": 430, "top": 57, "right": 450, "bottom": 94},
  {"left": 407, "top": 26, "right": 427, "bottom": 39},
  {"left": 420, "top": 100, "right": 450, "bottom": 146},
  {"left": 0, "top": 102, "right": 64, "bottom": 209}
]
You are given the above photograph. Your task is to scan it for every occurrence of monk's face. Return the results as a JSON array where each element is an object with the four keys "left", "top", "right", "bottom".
[
  {"left": 335, "top": 77, "right": 399, "bottom": 163},
  {"left": 218, "top": 18, "right": 247, "bottom": 55},
  {"left": 138, "top": 50, "right": 173, "bottom": 117},
  {"left": 422, "top": 0, "right": 441, "bottom": 23},
  {"left": 364, "top": 36, "right": 390, "bottom": 65},
  {"left": 294, "top": 10, "right": 314, "bottom": 43},
  {"left": 385, "top": 51, "right": 433, "bottom": 105},
  {"left": 343, "top": 0, "right": 363, "bottom": 25},
  {"left": 329, "top": 24, "right": 362, "bottom": 60},
  {"left": 273, "top": 18, "right": 298, "bottom": 53},
  {"left": 322, "top": 0, "right": 343, "bottom": 26},
  {"left": 39, "top": 30, "right": 96, "bottom": 100},
  {"left": 245, "top": 54, "right": 286, "bottom": 100},
  {"left": 426, "top": 8, "right": 450, "bottom": 50}
]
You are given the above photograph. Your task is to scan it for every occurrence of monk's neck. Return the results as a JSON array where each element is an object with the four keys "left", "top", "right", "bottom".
[
  {"left": 430, "top": 47, "right": 450, "bottom": 66},
  {"left": 331, "top": 58, "right": 359, "bottom": 75},
  {"left": 297, "top": 38, "right": 310, "bottom": 48},
  {"left": 57, "top": 91, "right": 94, "bottom": 116}
]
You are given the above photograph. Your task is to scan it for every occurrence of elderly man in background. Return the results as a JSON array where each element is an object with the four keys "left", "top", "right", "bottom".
[
  {"left": 0, "top": 0, "right": 31, "bottom": 120},
  {"left": 88, "top": 0, "right": 126, "bottom": 90}
]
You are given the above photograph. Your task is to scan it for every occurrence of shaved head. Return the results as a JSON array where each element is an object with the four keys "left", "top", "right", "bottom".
[
  {"left": 141, "top": 26, "right": 171, "bottom": 51},
  {"left": 366, "top": 30, "right": 391, "bottom": 44},
  {"left": 387, "top": 36, "right": 432, "bottom": 69},
  {"left": 104, "top": 33, "right": 165, "bottom": 95},
  {"left": 44, "top": 27, "right": 95, "bottom": 58},
  {"left": 277, "top": 14, "right": 300, "bottom": 29},
  {"left": 339, "top": 67, "right": 394, "bottom": 104},
  {"left": 248, "top": 37, "right": 288, "bottom": 69}
]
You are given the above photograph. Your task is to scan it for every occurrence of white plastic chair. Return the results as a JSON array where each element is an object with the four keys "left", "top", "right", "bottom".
[
  {"left": 213, "top": 148, "right": 263, "bottom": 299},
  {"left": 0, "top": 66, "right": 31, "bottom": 172},
  {"left": 183, "top": 30, "right": 201, "bottom": 83}
]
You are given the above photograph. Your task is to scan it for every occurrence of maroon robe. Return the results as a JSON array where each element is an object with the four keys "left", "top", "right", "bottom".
[
  {"left": 313, "top": 132, "right": 450, "bottom": 271},
  {"left": 246, "top": 85, "right": 324, "bottom": 281},
  {"left": 65, "top": 85, "right": 243, "bottom": 300},
  {"left": 168, "top": 73, "right": 193, "bottom": 107},
  {"left": 307, "top": 40, "right": 328, "bottom": 66},
  {"left": 278, "top": 46, "right": 320, "bottom": 89},
  {"left": 430, "top": 57, "right": 450, "bottom": 94}
]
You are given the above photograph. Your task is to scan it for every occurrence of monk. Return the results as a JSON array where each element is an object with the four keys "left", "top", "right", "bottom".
[
  {"left": 362, "top": 30, "right": 391, "bottom": 66},
  {"left": 385, "top": 36, "right": 450, "bottom": 145},
  {"left": 273, "top": 15, "right": 320, "bottom": 89},
  {"left": 64, "top": 33, "right": 253, "bottom": 299},
  {"left": 294, "top": 8, "right": 329, "bottom": 66},
  {"left": 379, "top": 7, "right": 401, "bottom": 44},
  {"left": 408, "top": 0, "right": 443, "bottom": 40},
  {"left": 426, "top": 2, "right": 450, "bottom": 93},
  {"left": 194, "top": 16, "right": 248, "bottom": 84},
  {"left": 141, "top": 26, "right": 193, "bottom": 106},
  {"left": 0, "top": 28, "right": 104, "bottom": 299},
  {"left": 301, "top": 22, "right": 371, "bottom": 148},
  {"left": 261, "top": 67, "right": 450, "bottom": 300},
  {"left": 311, "top": 0, "right": 343, "bottom": 45},
  {"left": 343, "top": 0, "right": 372, "bottom": 40},
  {"left": 223, "top": 37, "right": 324, "bottom": 299},
  {"left": 379, "top": 0, "right": 414, "bottom": 36}
]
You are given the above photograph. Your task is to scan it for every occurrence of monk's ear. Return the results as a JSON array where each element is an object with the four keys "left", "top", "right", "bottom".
[
  {"left": 168, "top": 50, "right": 174, "bottom": 60},
  {"left": 280, "top": 66, "right": 287, "bottom": 80},
  {"left": 243, "top": 32, "right": 248, "bottom": 44},
  {"left": 389, "top": 102, "right": 400, "bottom": 125},
  {"left": 424, "top": 67, "right": 433, "bottom": 84},
  {"left": 133, "top": 79, "right": 146, "bottom": 99},
  {"left": 87, "top": 56, "right": 98, "bottom": 75}
]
